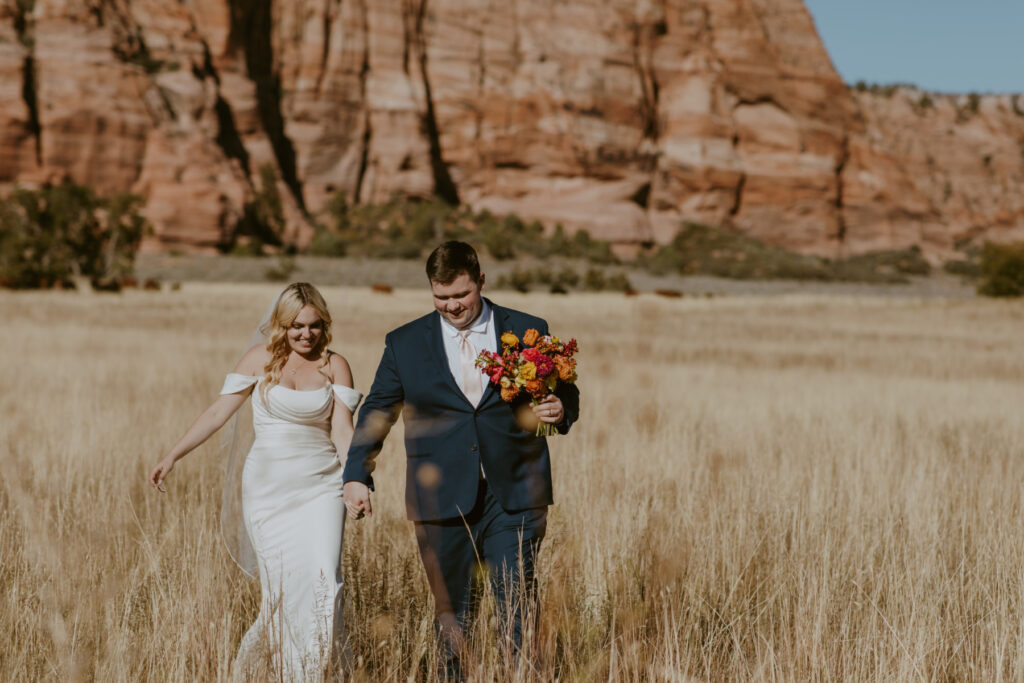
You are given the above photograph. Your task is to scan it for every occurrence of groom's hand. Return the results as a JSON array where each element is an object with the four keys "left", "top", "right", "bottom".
[
  {"left": 532, "top": 394, "right": 564, "bottom": 424},
  {"left": 343, "top": 481, "right": 372, "bottom": 519}
]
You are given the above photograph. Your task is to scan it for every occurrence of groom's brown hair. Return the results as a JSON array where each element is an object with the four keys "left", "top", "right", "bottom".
[{"left": 426, "top": 241, "right": 481, "bottom": 285}]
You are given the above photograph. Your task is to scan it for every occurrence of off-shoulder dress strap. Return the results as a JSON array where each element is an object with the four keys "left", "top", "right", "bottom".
[
  {"left": 331, "top": 384, "right": 363, "bottom": 413},
  {"left": 221, "top": 373, "right": 260, "bottom": 395}
]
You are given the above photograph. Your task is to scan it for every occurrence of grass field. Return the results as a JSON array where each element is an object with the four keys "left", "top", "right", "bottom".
[{"left": 2, "top": 283, "right": 1023, "bottom": 681}]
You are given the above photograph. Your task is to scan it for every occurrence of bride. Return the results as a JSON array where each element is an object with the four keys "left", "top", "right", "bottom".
[{"left": 149, "top": 282, "right": 362, "bottom": 680}]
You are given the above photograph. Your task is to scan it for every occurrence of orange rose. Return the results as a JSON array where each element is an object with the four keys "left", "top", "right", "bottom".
[
  {"left": 525, "top": 379, "right": 547, "bottom": 397},
  {"left": 500, "top": 384, "right": 520, "bottom": 402},
  {"left": 501, "top": 332, "right": 520, "bottom": 348},
  {"left": 522, "top": 328, "right": 540, "bottom": 346},
  {"left": 555, "top": 356, "right": 577, "bottom": 382}
]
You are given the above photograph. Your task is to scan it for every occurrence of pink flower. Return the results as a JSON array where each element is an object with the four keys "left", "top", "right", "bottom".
[{"left": 521, "top": 347, "right": 555, "bottom": 377}]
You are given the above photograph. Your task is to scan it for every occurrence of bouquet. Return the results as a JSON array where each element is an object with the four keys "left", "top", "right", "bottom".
[{"left": 476, "top": 328, "right": 578, "bottom": 436}]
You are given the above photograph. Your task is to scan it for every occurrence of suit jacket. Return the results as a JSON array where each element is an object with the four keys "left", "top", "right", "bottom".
[{"left": 343, "top": 300, "right": 580, "bottom": 521}]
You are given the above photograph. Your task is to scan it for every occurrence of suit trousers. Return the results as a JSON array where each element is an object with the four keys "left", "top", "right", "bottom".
[{"left": 413, "top": 479, "right": 547, "bottom": 668}]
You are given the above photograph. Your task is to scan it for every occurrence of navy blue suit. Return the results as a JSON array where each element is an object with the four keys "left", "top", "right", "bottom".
[
  {"left": 343, "top": 299, "right": 580, "bottom": 668},
  {"left": 343, "top": 301, "right": 579, "bottom": 520}
]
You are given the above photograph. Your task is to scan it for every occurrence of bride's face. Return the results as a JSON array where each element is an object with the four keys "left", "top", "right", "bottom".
[{"left": 287, "top": 305, "right": 324, "bottom": 355}]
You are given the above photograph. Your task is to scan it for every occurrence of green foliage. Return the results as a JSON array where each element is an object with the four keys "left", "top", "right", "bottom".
[
  {"left": 583, "top": 267, "right": 607, "bottom": 291},
  {"left": 646, "top": 223, "right": 828, "bottom": 280},
  {"left": 943, "top": 259, "right": 981, "bottom": 278},
  {"left": 496, "top": 268, "right": 534, "bottom": 293},
  {"left": 495, "top": 265, "right": 629, "bottom": 293},
  {"left": 0, "top": 182, "right": 148, "bottom": 289},
  {"left": 570, "top": 229, "right": 618, "bottom": 264},
  {"left": 552, "top": 267, "right": 580, "bottom": 293},
  {"left": 854, "top": 81, "right": 908, "bottom": 98},
  {"left": 830, "top": 245, "right": 931, "bottom": 281},
  {"left": 311, "top": 193, "right": 615, "bottom": 265},
  {"left": 977, "top": 242, "right": 1024, "bottom": 297},
  {"left": 264, "top": 255, "right": 297, "bottom": 282},
  {"left": 231, "top": 164, "right": 286, "bottom": 255},
  {"left": 645, "top": 223, "right": 932, "bottom": 284},
  {"left": 311, "top": 195, "right": 474, "bottom": 260},
  {"left": 604, "top": 272, "right": 633, "bottom": 292},
  {"left": 477, "top": 213, "right": 545, "bottom": 261}
]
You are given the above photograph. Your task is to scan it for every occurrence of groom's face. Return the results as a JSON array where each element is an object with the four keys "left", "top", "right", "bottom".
[{"left": 431, "top": 271, "right": 485, "bottom": 330}]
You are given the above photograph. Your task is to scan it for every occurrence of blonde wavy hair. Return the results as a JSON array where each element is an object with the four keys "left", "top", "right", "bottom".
[{"left": 259, "top": 282, "right": 333, "bottom": 404}]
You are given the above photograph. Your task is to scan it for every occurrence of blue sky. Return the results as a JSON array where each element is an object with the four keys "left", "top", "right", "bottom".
[{"left": 802, "top": 0, "right": 1023, "bottom": 94}]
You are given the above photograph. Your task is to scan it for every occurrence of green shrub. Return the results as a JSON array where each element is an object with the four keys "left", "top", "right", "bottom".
[
  {"left": 0, "top": 182, "right": 148, "bottom": 289},
  {"left": 308, "top": 218, "right": 347, "bottom": 257},
  {"left": 565, "top": 229, "right": 617, "bottom": 264},
  {"left": 943, "top": 259, "right": 981, "bottom": 278},
  {"left": 554, "top": 267, "right": 579, "bottom": 290},
  {"left": 480, "top": 212, "right": 516, "bottom": 261},
  {"left": 264, "top": 255, "right": 297, "bottom": 282},
  {"left": 977, "top": 242, "right": 1024, "bottom": 297},
  {"left": 604, "top": 272, "right": 633, "bottom": 292},
  {"left": 496, "top": 268, "right": 533, "bottom": 293},
  {"left": 316, "top": 195, "right": 479, "bottom": 260},
  {"left": 830, "top": 245, "right": 931, "bottom": 283},
  {"left": 582, "top": 267, "right": 606, "bottom": 291},
  {"left": 230, "top": 164, "right": 286, "bottom": 254},
  {"left": 648, "top": 223, "right": 827, "bottom": 280},
  {"left": 643, "top": 222, "right": 939, "bottom": 284},
  {"left": 312, "top": 192, "right": 624, "bottom": 265}
]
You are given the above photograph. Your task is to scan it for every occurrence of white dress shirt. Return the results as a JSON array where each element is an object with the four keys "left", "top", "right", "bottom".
[{"left": 438, "top": 300, "right": 497, "bottom": 405}]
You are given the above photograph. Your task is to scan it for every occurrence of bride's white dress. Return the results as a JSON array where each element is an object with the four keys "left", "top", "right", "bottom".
[{"left": 220, "top": 373, "right": 362, "bottom": 681}]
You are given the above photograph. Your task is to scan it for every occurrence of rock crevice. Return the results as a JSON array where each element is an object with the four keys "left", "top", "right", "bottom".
[
  {"left": 13, "top": 1, "right": 40, "bottom": 165},
  {"left": 227, "top": 0, "right": 305, "bottom": 210}
]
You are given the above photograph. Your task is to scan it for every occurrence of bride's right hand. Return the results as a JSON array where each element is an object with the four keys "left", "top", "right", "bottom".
[
  {"left": 343, "top": 481, "right": 372, "bottom": 519},
  {"left": 149, "top": 457, "right": 175, "bottom": 492}
]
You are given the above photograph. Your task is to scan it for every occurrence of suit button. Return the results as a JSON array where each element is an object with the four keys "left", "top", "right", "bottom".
[{"left": 471, "top": 444, "right": 478, "bottom": 451}]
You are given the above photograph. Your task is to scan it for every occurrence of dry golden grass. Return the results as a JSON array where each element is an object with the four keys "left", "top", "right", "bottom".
[{"left": 2, "top": 283, "right": 1024, "bottom": 681}]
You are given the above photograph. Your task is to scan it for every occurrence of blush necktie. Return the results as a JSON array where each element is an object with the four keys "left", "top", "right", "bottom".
[{"left": 459, "top": 329, "right": 484, "bottom": 406}]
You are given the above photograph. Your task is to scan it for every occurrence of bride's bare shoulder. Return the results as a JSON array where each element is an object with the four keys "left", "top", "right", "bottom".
[
  {"left": 326, "top": 350, "right": 353, "bottom": 387},
  {"left": 233, "top": 345, "right": 271, "bottom": 376}
]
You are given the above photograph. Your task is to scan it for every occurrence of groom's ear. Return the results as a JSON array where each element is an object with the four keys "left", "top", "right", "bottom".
[{"left": 478, "top": 272, "right": 486, "bottom": 292}]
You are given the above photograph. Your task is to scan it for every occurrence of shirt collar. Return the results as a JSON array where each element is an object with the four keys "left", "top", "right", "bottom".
[{"left": 440, "top": 300, "right": 492, "bottom": 338}]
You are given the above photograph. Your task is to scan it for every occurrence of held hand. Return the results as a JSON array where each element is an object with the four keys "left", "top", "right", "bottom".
[
  {"left": 343, "top": 481, "right": 372, "bottom": 519},
  {"left": 149, "top": 457, "right": 175, "bottom": 492},
  {"left": 532, "top": 394, "right": 565, "bottom": 424}
]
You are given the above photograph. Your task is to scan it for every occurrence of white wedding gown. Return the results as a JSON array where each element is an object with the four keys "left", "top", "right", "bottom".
[{"left": 220, "top": 373, "right": 362, "bottom": 681}]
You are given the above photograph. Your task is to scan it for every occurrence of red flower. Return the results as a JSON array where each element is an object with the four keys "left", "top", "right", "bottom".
[
  {"left": 487, "top": 364, "right": 505, "bottom": 384},
  {"left": 521, "top": 347, "right": 555, "bottom": 378}
]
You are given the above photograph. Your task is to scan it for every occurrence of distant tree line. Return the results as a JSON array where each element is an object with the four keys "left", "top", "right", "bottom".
[{"left": 3, "top": 181, "right": 1024, "bottom": 297}]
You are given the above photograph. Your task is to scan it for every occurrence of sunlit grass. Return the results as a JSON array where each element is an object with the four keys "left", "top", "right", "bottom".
[{"left": 1, "top": 284, "right": 1023, "bottom": 680}]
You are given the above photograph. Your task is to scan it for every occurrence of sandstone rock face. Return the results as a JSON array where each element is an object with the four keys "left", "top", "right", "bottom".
[
  {"left": 1, "top": 0, "right": 1021, "bottom": 258},
  {"left": 844, "top": 90, "right": 1024, "bottom": 257}
]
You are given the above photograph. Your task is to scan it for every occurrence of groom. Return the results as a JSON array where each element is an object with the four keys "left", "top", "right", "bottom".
[{"left": 342, "top": 241, "right": 580, "bottom": 669}]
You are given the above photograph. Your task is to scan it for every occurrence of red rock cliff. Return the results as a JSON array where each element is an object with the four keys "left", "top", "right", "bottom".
[{"left": 1, "top": 0, "right": 1021, "bottom": 257}]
